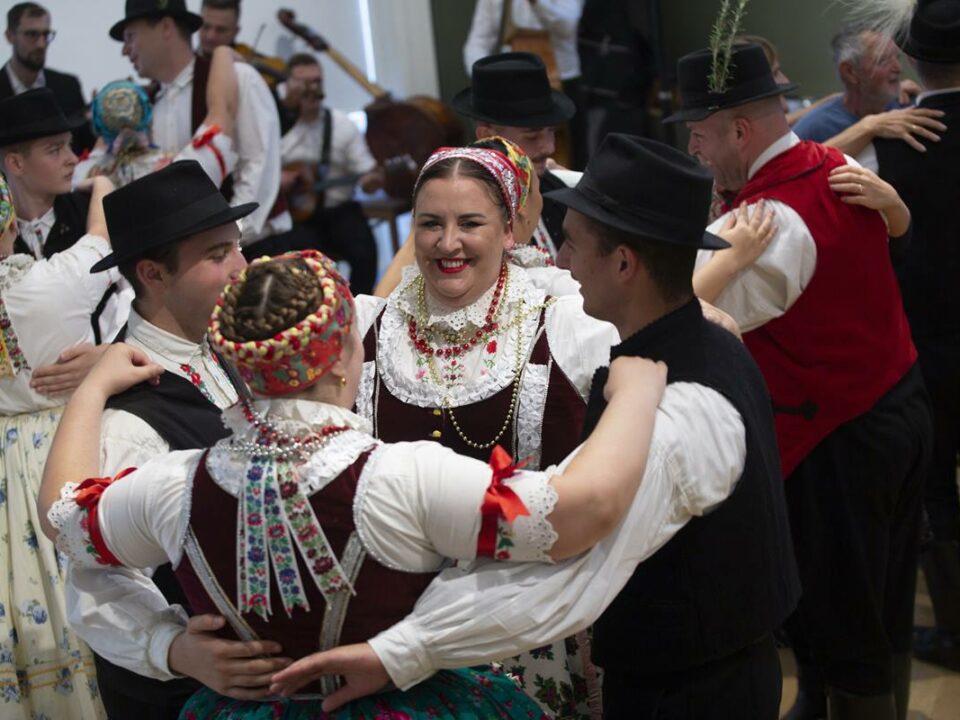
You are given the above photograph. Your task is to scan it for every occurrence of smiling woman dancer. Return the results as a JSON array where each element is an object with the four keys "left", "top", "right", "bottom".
[{"left": 38, "top": 247, "right": 666, "bottom": 719}]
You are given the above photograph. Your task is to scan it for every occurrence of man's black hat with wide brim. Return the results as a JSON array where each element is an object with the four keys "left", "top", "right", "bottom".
[
  {"left": 901, "top": 0, "right": 960, "bottom": 63},
  {"left": 664, "top": 43, "right": 798, "bottom": 124},
  {"left": 544, "top": 133, "right": 729, "bottom": 250},
  {"left": 0, "top": 88, "right": 86, "bottom": 147},
  {"left": 91, "top": 160, "right": 258, "bottom": 273},
  {"left": 452, "top": 52, "right": 576, "bottom": 128},
  {"left": 110, "top": 0, "right": 203, "bottom": 41}
]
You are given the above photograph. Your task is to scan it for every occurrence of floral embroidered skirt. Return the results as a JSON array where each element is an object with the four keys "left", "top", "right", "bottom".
[
  {"left": 180, "top": 666, "right": 549, "bottom": 719},
  {"left": 0, "top": 409, "right": 105, "bottom": 719}
]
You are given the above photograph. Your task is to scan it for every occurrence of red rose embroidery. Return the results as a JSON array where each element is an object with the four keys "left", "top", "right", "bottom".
[{"left": 486, "top": 339, "right": 497, "bottom": 354}]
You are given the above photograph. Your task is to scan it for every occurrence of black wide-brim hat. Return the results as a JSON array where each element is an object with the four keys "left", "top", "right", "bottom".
[
  {"left": 544, "top": 133, "right": 729, "bottom": 250},
  {"left": 901, "top": 0, "right": 960, "bottom": 63},
  {"left": 0, "top": 88, "right": 86, "bottom": 147},
  {"left": 110, "top": 0, "right": 203, "bottom": 41},
  {"left": 452, "top": 52, "right": 576, "bottom": 127},
  {"left": 91, "top": 160, "right": 258, "bottom": 273},
  {"left": 664, "top": 43, "right": 798, "bottom": 123}
]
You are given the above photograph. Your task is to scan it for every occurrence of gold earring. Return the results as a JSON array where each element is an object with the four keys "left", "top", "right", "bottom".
[{"left": 338, "top": 374, "right": 347, "bottom": 388}]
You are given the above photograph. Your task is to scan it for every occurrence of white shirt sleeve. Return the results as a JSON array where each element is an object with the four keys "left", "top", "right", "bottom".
[
  {"left": 355, "top": 294, "right": 387, "bottom": 338},
  {"left": 230, "top": 64, "right": 282, "bottom": 243},
  {"left": 697, "top": 200, "right": 818, "bottom": 332},
  {"left": 855, "top": 142, "right": 879, "bottom": 173},
  {"left": 5, "top": 234, "right": 119, "bottom": 369},
  {"left": 338, "top": 112, "right": 377, "bottom": 177},
  {"left": 356, "top": 441, "right": 559, "bottom": 572},
  {"left": 544, "top": 296, "right": 618, "bottom": 401},
  {"left": 100, "top": 408, "right": 171, "bottom": 477},
  {"left": 463, "top": 0, "right": 502, "bottom": 73},
  {"left": 368, "top": 382, "right": 746, "bottom": 689}
]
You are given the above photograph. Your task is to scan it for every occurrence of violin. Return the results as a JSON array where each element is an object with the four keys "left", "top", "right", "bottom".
[
  {"left": 233, "top": 42, "right": 288, "bottom": 88},
  {"left": 277, "top": 8, "right": 463, "bottom": 202}
]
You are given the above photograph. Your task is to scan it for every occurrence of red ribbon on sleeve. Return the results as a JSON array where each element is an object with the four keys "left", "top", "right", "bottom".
[
  {"left": 477, "top": 445, "right": 531, "bottom": 557},
  {"left": 74, "top": 467, "right": 136, "bottom": 566},
  {"left": 192, "top": 124, "right": 227, "bottom": 181}
]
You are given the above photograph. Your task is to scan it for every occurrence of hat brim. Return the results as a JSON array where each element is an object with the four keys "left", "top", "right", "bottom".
[
  {"left": 0, "top": 113, "right": 87, "bottom": 147},
  {"left": 544, "top": 186, "right": 730, "bottom": 251},
  {"left": 900, "top": 36, "right": 960, "bottom": 63},
  {"left": 451, "top": 87, "right": 576, "bottom": 127},
  {"left": 110, "top": 10, "right": 203, "bottom": 41},
  {"left": 663, "top": 81, "right": 799, "bottom": 124},
  {"left": 90, "top": 201, "right": 259, "bottom": 273}
]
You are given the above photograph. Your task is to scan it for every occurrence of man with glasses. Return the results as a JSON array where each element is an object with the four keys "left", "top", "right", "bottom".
[{"left": 0, "top": 3, "right": 94, "bottom": 152}]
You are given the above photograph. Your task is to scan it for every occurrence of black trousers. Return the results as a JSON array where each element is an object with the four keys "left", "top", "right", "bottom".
[
  {"left": 784, "top": 364, "right": 932, "bottom": 696},
  {"left": 95, "top": 654, "right": 199, "bottom": 720},
  {"left": 913, "top": 334, "right": 960, "bottom": 543},
  {"left": 601, "top": 633, "right": 782, "bottom": 719}
]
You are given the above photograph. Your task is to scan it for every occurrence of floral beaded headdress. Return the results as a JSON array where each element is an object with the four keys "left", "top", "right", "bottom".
[
  {"left": 414, "top": 145, "right": 524, "bottom": 225},
  {"left": 0, "top": 174, "right": 14, "bottom": 238},
  {"left": 470, "top": 136, "right": 534, "bottom": 211},
  {"left": 91, "top": 80, "right": 153, "bottom": 146},
  {"left": 209, "top": 250, "right": 355, "bottom": 396}
]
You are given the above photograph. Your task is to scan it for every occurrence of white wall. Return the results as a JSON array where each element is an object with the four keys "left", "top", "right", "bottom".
[{"left": 28, "top": 0, "right": 439, "bottom": 112}]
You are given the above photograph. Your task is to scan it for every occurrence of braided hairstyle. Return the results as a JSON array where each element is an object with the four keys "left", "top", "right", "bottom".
[{"left": 216, "top": 257, "right": 325, "bottom": 342}]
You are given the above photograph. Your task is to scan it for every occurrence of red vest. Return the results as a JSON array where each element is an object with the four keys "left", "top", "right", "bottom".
[
  {"left": 736, "top": 141, "right": 916, "bottom": 476},
  {"left": 174, "top": 450, "right": 434, "bottom": 696}
]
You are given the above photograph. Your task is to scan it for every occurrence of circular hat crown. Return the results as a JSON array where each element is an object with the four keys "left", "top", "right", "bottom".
[{"left": 902, "top": 0, "right": 960, "bottom": 62}]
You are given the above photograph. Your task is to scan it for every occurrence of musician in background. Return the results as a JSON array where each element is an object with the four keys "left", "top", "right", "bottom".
[{"left": 274, "top": 53, "right": 383, "bottom": 295}]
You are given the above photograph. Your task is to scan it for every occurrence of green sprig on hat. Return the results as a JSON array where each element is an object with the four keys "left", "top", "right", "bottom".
[{"left": 708, "top": 0, "right": 751, "bottom": 94}]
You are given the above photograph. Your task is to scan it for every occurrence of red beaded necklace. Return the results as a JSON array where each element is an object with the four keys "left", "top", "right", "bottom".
[{"left": 407, "top": 262, "right": 508, "bottom": 358}]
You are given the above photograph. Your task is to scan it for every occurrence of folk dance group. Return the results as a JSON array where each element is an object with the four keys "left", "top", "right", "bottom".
[{"left": 4, "top": 0, "right": 957, "bottom": 718}]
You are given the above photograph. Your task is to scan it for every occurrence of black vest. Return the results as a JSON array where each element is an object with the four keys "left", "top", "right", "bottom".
[
  {"left": 13, "top": 191, "right": 89, "bottom": 258},
  {"left": 585, "top": 300, "right": 800, "bottom": 673},
  {"left": 876, "top": 90, "right": 960, "bottom": 338},
  {"left": 94, "top": 335, "right": 246, "bottom": 708}
]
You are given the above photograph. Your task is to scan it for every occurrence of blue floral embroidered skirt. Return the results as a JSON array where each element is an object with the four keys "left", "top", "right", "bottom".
[
  {"left": 179, "top": 666, "right": 549, "bottom": 719},
  {"left": 0, "top": 409, "right": 105, "bottom": 718}
]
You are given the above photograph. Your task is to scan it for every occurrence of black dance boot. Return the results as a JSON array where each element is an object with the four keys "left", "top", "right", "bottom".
[
  {"left": 914, "top": 540, "right": 960, "bottom": 671},
  {"left": 782, "top": 661, "right": 827, "bottom": 720},
  {"left": 891, "top": 653, "right": 912, "bottom": 720},
  {"left": 826, "top": 689, "right": 896, "bottom": 720}
]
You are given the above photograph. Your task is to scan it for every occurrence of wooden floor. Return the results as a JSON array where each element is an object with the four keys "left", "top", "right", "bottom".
[{"left": 778, "top": 575, "right": 960, "bottom": 719}]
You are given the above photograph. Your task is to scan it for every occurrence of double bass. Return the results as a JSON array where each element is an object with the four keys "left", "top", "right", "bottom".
[{"left": 277, "top": 9, "right": 463, "bottom": 202}]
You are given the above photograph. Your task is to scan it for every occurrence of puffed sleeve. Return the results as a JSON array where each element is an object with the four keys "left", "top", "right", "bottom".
[
  {"left": 49, "top": 450, "right": 202, "bottom": 570},
  {"left": 545, "top": 295, "right": 619, "bottom": 401},
  {"left": 354, "top": 441, "right": 560, "bottom": 572}
]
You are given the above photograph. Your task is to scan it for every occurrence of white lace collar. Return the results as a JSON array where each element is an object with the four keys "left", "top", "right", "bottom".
[
  {"left": 207, "top": 399, "right": 378, "bottom": 496},
  {"left": 0, "top": 254, "right": 36, "bottom": 294}
]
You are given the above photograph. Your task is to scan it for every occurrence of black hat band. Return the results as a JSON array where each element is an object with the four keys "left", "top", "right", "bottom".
[
  {"left": 576, "top": 180, "right": 699, "bottom": 239},
  {"left": 474, "top": 93, "right": 555, "bottom": 120}
]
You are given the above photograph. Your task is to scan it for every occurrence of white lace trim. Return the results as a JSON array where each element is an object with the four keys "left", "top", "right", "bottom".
[
  {"left": 378, "top": 265, "right": 548, "bottom": 408},
  {"left": 355, "top": 361, "right": 376, "bottom": 424},
  {"left": 353, "top": 444, "right": 419, "bottom": 572},
  {"left": 517, "top": 361, "right": 550, "bottom": 470},
  {"left": 507, "top": 245, "right": 554, "bottom": 270},
  {"left": 49, "top": 482, "right": 100, "bottom": 567},
  {"left": 0, "top": 255, "right": 36, "bottom": 294},
  {"left": 507, "top": 474, "right": 559, "bottom": 564},
  {"left": 171, "top": 452, "right": 204, "bottom": 568}
]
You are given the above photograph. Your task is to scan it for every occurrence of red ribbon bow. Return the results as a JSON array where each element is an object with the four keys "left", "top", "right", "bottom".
[
  {"left": 73, "top": 468, "right": 136, "bottom": 566},
  {"left": 477, "top": 446, "right": 531, "bottom": 557},
  {"left": 191, "top": 124, "right": 227, "bottom": 180}
]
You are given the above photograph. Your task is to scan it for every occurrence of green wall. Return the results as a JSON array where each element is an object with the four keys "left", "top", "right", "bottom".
[{"left": 431, "top": 0, "right": 477, "bottom": 103}]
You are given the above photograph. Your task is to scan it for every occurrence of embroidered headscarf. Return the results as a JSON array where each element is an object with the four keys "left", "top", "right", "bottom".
[
  {"left": 91, "top": 80, "right": 153, "bottom": 146},
  {"left": 209, "top": 250, "right": 355, "bottom": 396},
  {"left": 0, "top": 173, "right": 14, "bottom": 239},
  {"left": 414, "top": 145, "right": 525, "bottom": 225},
  {"left": 470, "top": 136, "right": 534, "bottom": 212}
]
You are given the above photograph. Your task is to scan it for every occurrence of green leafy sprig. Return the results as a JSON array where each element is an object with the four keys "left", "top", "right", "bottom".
[{"left": 708, "top": 0, "right": 750, "bottom": 95}]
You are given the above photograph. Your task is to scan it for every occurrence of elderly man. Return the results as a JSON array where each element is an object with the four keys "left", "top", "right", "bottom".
[{"left": 671, "top": 42, "right": 931, "bottom": 720}]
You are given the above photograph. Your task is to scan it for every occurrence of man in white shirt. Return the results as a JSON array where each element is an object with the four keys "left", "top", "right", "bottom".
[
  {"left": 70, "top": 160, "right": 289, "bottom": 720},
  {"left": 267, "top": 134, "right": 800, "bottom": 720},
  {"left": 248, "top": 53, "right": 383, "bottom": 295},
  {"left": 109, "top": 0, "right": 284, "bottom": 245}
]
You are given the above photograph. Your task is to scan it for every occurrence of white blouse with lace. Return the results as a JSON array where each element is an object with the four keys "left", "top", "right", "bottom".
[{"left": 50, "top": 399, "right": 561, "bottom": 580}]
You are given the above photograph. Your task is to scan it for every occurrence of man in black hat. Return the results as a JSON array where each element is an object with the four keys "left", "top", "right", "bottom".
[
  {"left": 259, "top": 134, "right": 799, "bottom": 720},
  {"left": 109, "top": 0, "right": 285, "bottom": 245},
  {"left": 0, "top": 87, "right": 88, "bottom": 259},
  {"left": 871, "top": 0, "right": 960, "bottom": 674},
  {"left": 669, "top": 42, "right": 931, "bottom": 719},
  {"left": 63, "top": 160, "right": 291, "bottom": 720},
  {"left": 0, "top": 3, "right": 95, "bottom": 152},
  {"left": 453, "top": 51, "right": 576, "bottom": 258}
]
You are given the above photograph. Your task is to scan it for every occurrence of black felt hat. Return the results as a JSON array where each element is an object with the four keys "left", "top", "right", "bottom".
[
  {"left": 110, "top": 0, "right": 203, "bottom": 41},
  {"left": 901, "top": 0, "right": 960, "bottom": 63},
  {"left": 664, "top": 43, "right": 798, "bottom": 123},
  {"left": 91, "top": 160, "right": 257, "bottom": 273},
  {"left": 452, "top": 52, "right": 575, "bottom": 127},
  {"left": 544, "top": 134, "right": 728, "bottom": 250},
  {"left": 0, "top": 88, "right": 86, "bottom": 147}
]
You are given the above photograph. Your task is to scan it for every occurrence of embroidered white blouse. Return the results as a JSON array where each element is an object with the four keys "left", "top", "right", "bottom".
[{"left": 0, "top": 234, "right": 131, "bottom": 415}]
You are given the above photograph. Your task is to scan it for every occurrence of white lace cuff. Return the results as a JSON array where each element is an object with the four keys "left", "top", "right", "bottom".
[
  {"left": 49, "top": 482, "right": 103, "bottom": 568},
  {"left": 489, "top": 472, "right": 558, "bottom": 563}
]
